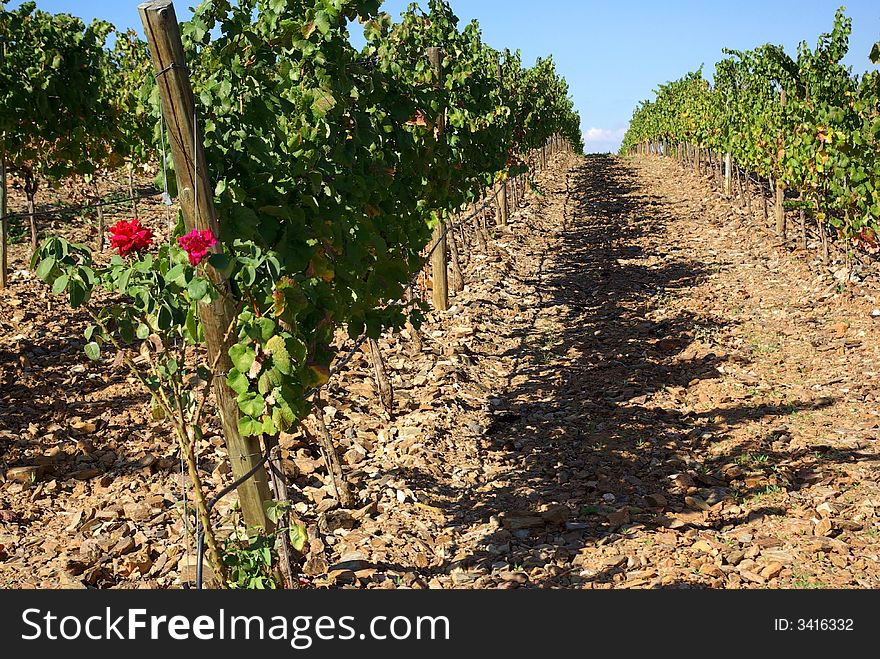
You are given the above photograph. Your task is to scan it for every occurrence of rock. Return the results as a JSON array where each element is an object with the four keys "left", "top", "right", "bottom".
[
  {"left": 70, "top": 419, "right": 98, "bottom": 434},
  {"left": 739, "top": 569, "right": 766, "bottom": 585},
  {"left": 343, "top": 448, "right": 365, "bottom": 466},
  {"left": 670, "top": 473, "right": 695, "bottom": 490},
  {"left": 692, "top": 540, "right": 714, "bottom": 553},
  {"left": 754, "top": 536, "right": 783, "bottom": 549},
  {"left": 303, "top": 556, "right": 329, "bottom": 576},
  {"left": 123, "top": 502, "right": 152, "bottom": 522},
  {"left": 112, "top": 536, "right": 136, "bottom": 557},
  {"left": 816, "top": 502, "right": 837, "bottom": 518},
  {"left": 450, "top": 570, "right": 477, "bottom": 586},
  {"left": 607, "top": 509, "right": 630, "bottom": 528},
  {"left": 602, "top": 554, "right": 627, "bottom": 569},
  {"left": 565, "top": 522, "right": 590, "bottom": 531},
  {"left": 760, "top": 562, "right": 784, "bottom": 579},
  {"left": 294, "top": 456, "right": 321, "bottom": 476},
  {"left": 655, "top": 532, "right": 678, "bottom": 546},
  {"left": 70, "top": 468, "right": 102, "bottom": 481},
  {"left": 64, "top": 510, "right": 83, "bottom": 532},
  {"left": 685, "top": 496, "right": 711, "bottom": 511},
  {"left": 320, "top": 510, "right": 357, "bottom": 533},
  {"left": 329, "top": 569, "right": 357, "bottom": 585},
  {"left": 645, "top": 493, "right": 668, "bottom": 508},
  {"left": 700, "top": 563, "right": 724, "bottom": 578},
  {"left": 539, "top": 504, "right": 569, "bottom": 525},
  {"left": 499, "top": 571, "right": 528, "bottom": 584},
  {"left": 736, "top": 533, "right": 753, "bottom": 544},
  {"left": 761, "top": 549, "right": 795, "bottom": 564},
  {"left": 6, "top": 466, "right": 44, "bottom": 484},
  {"left": 501, "top": 512, "right": 545, "bottom": 530},
  {"left": 721, "top": 464, "right": 744, "bottom": 481},
  {"left": 814, "top": 518, "right": 835, "bottom": 537},
  {"left": 726, "top": 550, "right": 745, "bottom": 566}
]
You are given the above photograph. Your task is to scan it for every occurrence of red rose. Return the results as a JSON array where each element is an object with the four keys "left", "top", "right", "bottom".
[
  {"left": 108, "top": 218, "right": 154, "bottom": 257},
  {"left": 178, "top": 229, "right": 217, "bottom": 267}
]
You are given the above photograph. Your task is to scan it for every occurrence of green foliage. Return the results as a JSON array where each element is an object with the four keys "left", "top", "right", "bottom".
[
  {"left": 177, "top": 0, "right": 582, "bottom": 436},
  {"left": 0, "top": 1, "right": 117, "bottom": 193},
  {"left": 223, "top": 531, "right": 277, "bottom": 590},
  {"left": 622, "top": 7, "right": 880, "bottom": 248}
]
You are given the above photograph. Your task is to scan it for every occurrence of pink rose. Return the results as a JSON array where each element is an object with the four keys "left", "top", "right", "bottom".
[{"left": 177, "top": 229, "right": 217, "bottom": 267}]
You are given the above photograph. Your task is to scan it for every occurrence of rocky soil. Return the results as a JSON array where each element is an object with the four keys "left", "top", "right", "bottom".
[{"left": 2, "top": 152, "right": 879, "bottom": 589}]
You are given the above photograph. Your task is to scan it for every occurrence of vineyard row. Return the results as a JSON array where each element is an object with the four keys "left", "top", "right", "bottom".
[{"left": 621, "top": 8, "right": 880, "bottom": 258}]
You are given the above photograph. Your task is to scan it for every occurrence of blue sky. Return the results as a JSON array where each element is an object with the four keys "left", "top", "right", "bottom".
[{"left": 10, "top": 1, "right": 880, "bottom": 152}]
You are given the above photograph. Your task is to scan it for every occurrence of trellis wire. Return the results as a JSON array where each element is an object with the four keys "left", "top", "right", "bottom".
[{"left": 1, "top": 190, "right": 166, "bottom": 223}]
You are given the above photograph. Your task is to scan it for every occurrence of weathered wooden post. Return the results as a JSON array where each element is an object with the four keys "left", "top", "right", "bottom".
[
  {"left": 775, "top": 89, "right": 787, "bottom": 239},
  {"left": 495, "top": 59, "right": 509, "bottom": 227},
  {"left": 0, "top": 39, "right": 7, "bottom": 288},
  {"left": 724, "top": 152, "right": 732, "bottom": 196},
  {"left": 427, "top": 46, "right": 448, "bottom": 312},
  {"left": 367, "top": 337, "right": 394, "bottom": 414},
  {"left": 139, "top": 0, "right": 272, "bottom": 531},
  {"left": 0, "top": 155, "right": 6, "bottom": 290}
]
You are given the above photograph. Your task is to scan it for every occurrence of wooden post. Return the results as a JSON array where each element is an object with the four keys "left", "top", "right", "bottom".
[
  {"left": 762, "top": 180, "right": 769, "bottom": 223},
  {"left": 724, "top": 152, "right": 732, "bottom": 196},
  {"left": 495, "top": 60, "right": 508, "bottom": 227},
  {"left": 775, "top": 184, "right": 785, "bottom": 238},
  {"left": 776, "top": 89, "right": 787, "bottom": 239},
  {"left": 0, "top": 38, "right": 7, "bottom": 288},
  {"left": 735, "top": 166, "right": 744, "bottom": 208},
  {"left": 139, "top": 1, "right": 273, "bottom": 531},
  {"left": 310, "top": 398, "right": 354, "bottom": 509},
  {"left": 799, "top": 207, "right": 807, "bottom": 250},
  {"left": 404, "top": 283, "right": 422, "bottom": 354},
  {"left": 23, "top": 171, "right": 38, "bottom": 254},
  {"left": 427, "top": 46, "right": 448, "bottom": 312},
  {"left": 94, "top": 183, "right": 105, "bottom": 252},
  {"left": 472, "top": 202, "right": 487, "bottom": 251},
  {"left": 367, "top": 337, "right": 394, "bottom": 414},
  {"left": 448, "top": 223, "right": 464, "bottom": 292},
  {"left": 745, "top": 171, "right": 753, "bottom": 214},
  {"left": 26, "top": 197, "right": 36, "bottom": 252},
  {"left": 0, "top": 148, "right": 7, "bottom": 289}
]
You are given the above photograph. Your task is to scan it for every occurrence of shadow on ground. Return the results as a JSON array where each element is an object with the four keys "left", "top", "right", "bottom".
[{"left": 385, "top": 155, "right": 855, "bottom": 588}]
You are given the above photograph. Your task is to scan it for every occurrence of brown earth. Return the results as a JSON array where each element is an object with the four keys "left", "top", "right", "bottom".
[{"left": 1, "top": 153, "right": 879, "bottom": 589}]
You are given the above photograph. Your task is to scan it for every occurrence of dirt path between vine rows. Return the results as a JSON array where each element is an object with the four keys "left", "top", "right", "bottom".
[{"left": 2, "top": 153, "right": 879, "bottom": 589}]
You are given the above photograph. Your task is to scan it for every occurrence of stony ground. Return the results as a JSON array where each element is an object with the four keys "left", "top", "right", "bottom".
[{"left": 1, "top": 153, "right": 879, "bottom": 589}]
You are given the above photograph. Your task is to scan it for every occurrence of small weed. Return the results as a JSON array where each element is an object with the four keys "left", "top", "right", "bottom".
[
  {"left": 223, "top": 532, "right": 277, "bottom": 590},
  {"left": 736, "top": 453, "right": 769, "bottom": 466},
  {"left": 581, "top": 505, "right": 600, "bottom": 516},
  {"left": 693, "top": 324, "right": 721, "bottom": 344},
  {"left": 742, "top": 484, "right": 784, "bottom": 506},
  {"left": 748, "top": 337, "right": 780, "bottom": 354},
  {"left": 791, "top": 571, "right": 828, "bottom": 589}
]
